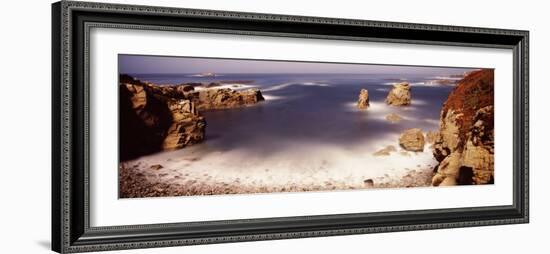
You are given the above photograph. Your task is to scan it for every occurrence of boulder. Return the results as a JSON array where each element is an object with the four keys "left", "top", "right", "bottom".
[
  {"left": 385, "top": 82, "right": 411, "bottom": 106},
  {"left": 356, "top": 89, "right": 370, "bottom": 109},
  {"left": 399, "top": 128, "right": 425, "bottom": 152},
  {"left": 431, "top": 69, "right": 494, "bottom": 186}
]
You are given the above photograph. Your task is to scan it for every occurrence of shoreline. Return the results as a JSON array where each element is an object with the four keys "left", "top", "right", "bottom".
[
  {"left": 119, "top": 132, "right": 438, "bottom": 198},
  {"left": 119, "top": 159, "right": 435, "bottom": 198}
]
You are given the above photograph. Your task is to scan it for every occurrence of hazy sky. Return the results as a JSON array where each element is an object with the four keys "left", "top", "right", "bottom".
[{"left": 119, "top": 54, "right": 476, "bottom": 75}]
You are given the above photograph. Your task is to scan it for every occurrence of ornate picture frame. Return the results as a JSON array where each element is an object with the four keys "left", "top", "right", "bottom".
[{"left": 52, "top": 1, "right": 529, "bottom": 253}]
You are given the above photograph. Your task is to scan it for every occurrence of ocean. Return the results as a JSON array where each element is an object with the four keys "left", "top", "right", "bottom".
[
  {"left": 124, "top": 73, "right": 458, "bottom": 191},
  {"left": 131, "top": 73, "right": 455, "bottom": 154}
]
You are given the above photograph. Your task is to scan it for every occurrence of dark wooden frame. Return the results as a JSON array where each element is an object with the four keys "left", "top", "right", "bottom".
[{"left": 52, "top": 1, "right": 529, "bottom": 253}]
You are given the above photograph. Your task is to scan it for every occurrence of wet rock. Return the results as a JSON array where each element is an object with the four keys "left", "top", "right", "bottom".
[
  {"left": 189, "top": 88, "right": 265, "bottom": 110},
  {"left": 399, "top": 128, "right": 425, "bottom": 152},
  {"left": 385, "top": 82, "right": 411, "bottom": 106},
  {"left": 357, "top": 89, "right": 370, "bottom": 109},
  {"left": 385, "top": 113, "right": 402, "bottom": 123}
]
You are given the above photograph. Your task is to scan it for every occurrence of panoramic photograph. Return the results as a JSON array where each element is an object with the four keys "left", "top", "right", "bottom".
[{"left": 118, "top": 54, "right": 495, "bottom": 198}]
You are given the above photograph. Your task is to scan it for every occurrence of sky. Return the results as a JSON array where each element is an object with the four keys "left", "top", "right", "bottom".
[{"left": 119, "top": 54, "right": 476, "bottom": 75}]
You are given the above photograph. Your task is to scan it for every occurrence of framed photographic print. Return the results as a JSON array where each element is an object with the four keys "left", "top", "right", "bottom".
[{"left": 51, "top": 1, "right": 529, "bottom": 253}]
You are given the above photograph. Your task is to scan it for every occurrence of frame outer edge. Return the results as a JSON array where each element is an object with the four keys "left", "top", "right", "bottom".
[
  {"left": 523, "top": 31, "right": 529, "bottom": 223},
  {"left": 57, "top": 1, "right": 530, "bottom": 252},
  {"left": 61, "top": 1, "right": 73, "bottom": 253},
  {"left": 51, "top": 1, "right": 62, "bottom": 253},
  {"left": 65, "top": 0, "right": 527, "bottom": 36}
]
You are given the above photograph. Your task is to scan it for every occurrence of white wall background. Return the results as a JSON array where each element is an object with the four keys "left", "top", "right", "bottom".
[{"left": 0, "top": 0, "right": 546, "bottom": 253}]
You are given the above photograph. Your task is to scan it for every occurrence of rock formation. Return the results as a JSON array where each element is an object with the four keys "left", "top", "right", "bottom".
[
  {"left": 119, "top": 75, "right": 206, "bottom": 161},
  {"left": 385, "top": 82, "right": 411, "bottom": 106},
  {"left": 119, "top": 74, "right": 266, "bottom": 160},
  {"left": 431, "top": 69, "right": 494, "bottom": 186},
  {"left": 162, "top": 99, "right": 206, "bottom": 150},
  {"left": 399, "top": 128, "right": 425, "bottom": 152},
  {"left": 425, "top": 131, "right": 438, "bottom": 144},
  {"left": 188, "top": 88, "right": 265, "bottom": 110},
  {"left": 357, "top": 89, "right": 370, "bottom": 109}
]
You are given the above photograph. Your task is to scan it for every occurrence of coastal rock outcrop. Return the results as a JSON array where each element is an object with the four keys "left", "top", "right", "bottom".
[
  {"left": 385, "top": 82, "right": 411, "bottom": 106},
  {"left": 119, "top": 75, "right": 206, "bottom": 160},
  {"left": 118, "top": 74, "right": 267, "bottom": 160},
  {"left": 357, "top": 89, "right": 370, "bottom": 109},
  {"left": 162, "top": 99, "right": 206, "bottom": 150},
  {"left": 399, "top": 128, "right": 425, "bottom": 152},
  {"left": 189, "top": 88, "right": 265, "bottom": 110},
  {"left": 431, "top": 69, "right": 494, "bottom": 186}
]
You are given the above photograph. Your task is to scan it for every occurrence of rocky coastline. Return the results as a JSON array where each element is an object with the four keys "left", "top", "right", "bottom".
[
  {"left": 119, "top": 162, "right": 434, "bottom": 198},
  {"left": 359, "top": 69, "right": 494, "bottom": 187},
  {"left": 119, "top": 74, "right": 264, "bottom": 161},
  {"left": 431, "top": 69, "right": 494, "bottom": 186},
  {"left": 119, "top": 69, "right": 494, "bottom": 197}
]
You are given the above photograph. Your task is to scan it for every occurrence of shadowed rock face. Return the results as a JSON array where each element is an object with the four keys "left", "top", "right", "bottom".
[
  {"left": 431, "top": 69, "right": 494, "bottom": 186},
  {"left": 385, "top": 82, "right": 411, "bottom": 106},
  {"left": 119, "top": 75, "right": 206, "bottom": 161},
  {"left": 357, "top": 89, "right": 370, "bottom": 109}
]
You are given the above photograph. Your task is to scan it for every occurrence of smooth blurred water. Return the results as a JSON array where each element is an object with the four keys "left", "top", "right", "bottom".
[{"left": 133, "top": 73, "right": 456, "bottom": 156}]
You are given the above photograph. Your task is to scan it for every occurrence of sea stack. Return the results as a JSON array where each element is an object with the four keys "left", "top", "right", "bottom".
[
  {"left": 357, "top": 89, "right": 370, "bottom": 109},
  {"left": 431, "top": 69, "right": 494, "bottom": 186},
  {"left": 385, "top": 82, "right": 411, "bottom": 106}
]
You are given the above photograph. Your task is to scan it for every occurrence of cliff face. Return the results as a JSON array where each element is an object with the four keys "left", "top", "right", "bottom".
[
  {"left": 119, "top": 75, "right": 206, "bottom": 161},
  {"left": 432, "top": 69, "right": 494, "bottom": 186}
]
